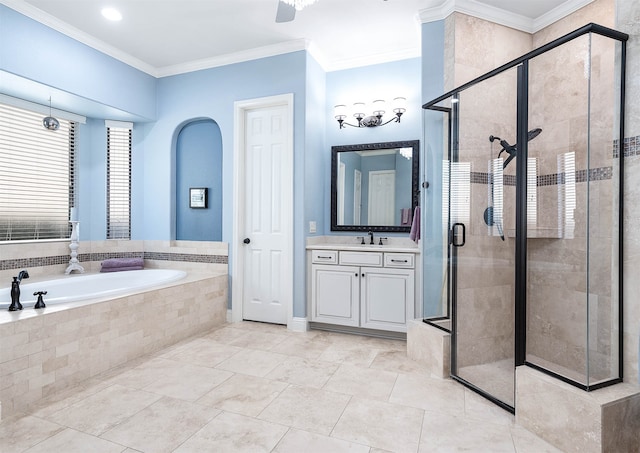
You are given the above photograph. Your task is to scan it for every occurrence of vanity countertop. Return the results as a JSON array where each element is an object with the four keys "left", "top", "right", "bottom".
[
  {"left": 307, "top": 244, "right": 420, "bottom": 253},
  {"left": 306, "top": 236, "right": 420, "bottom": 254}
]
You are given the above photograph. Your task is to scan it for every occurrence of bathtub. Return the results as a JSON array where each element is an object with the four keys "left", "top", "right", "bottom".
[
  {"left": 0, "top": 268, "right": 227, "bottom": 418},
  {"left": 0, "top": 269, "right": 187, "bottom": 309}
]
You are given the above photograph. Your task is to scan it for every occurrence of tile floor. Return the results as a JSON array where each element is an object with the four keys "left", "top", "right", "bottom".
[{"left": 0, "top": 321, "right": 563, "bottom": 453}]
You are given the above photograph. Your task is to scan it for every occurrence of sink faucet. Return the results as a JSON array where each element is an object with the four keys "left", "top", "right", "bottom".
[
  {"left": 8, "top": 269, "right": 29, "bottom": 311},
  {"left": 368, "top": 230, "right": 374, "bottom": 245}
]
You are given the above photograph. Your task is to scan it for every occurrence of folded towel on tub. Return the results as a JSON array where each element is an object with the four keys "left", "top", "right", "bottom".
[
  {"left": 100, "top": 265, "right": 144, "bottom": 273},
  {"left": 101, "top": 257, "right": 144, "bottom": 272}
]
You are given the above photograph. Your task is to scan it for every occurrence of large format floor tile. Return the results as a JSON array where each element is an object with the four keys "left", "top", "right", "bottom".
[
  {"left": 173, "top": 412, "right": 287, "bottom": 453},
  {"left": 331, "top": 397, "right": 424, "bottom": 452},
  {"left": 0, "top": 322, "right": 565, "bottom": 453},
  {"left": 100, "top": 397, "right": 218, "bottom": 453},
  {"left": 196, "top": 373, "right": 287, "bottom": 416},
  {"left": 258, "top": 385, "right": 351, "bottom": 435}
]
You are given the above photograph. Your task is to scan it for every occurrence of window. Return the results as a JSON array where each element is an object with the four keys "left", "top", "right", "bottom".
[
  {"left": 0, "top": 102, "right": 76, "bottom": 241},
  {"left": 106, "top": 123, "right": 132, "bottom": 239}
]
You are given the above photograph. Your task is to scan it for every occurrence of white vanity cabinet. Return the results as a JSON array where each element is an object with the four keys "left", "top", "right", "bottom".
[{"left": 309, "top": 249, "right": 416, "bottom": 333}]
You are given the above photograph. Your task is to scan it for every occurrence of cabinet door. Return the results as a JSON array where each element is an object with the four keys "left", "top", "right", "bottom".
[
  {"left": 311, "top": 265, "right": 360, "bottom": 326},
  {"left": 361, "top": 267, "right": 415, "bottom": 332}
]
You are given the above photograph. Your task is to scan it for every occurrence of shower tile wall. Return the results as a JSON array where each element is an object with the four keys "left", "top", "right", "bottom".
[
  {"left": 618, "top": 0, "right": 640, "bottom": 387},
  {"left": 526, "top": 1, "right": 620, "bottom": 384},
  {"left": 444, "top": 14, "right": 531, "bottom": 369}
]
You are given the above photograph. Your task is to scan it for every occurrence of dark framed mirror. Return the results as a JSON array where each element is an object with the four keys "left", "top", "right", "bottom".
[{"left": 331, "top": 140, "right": 420, "bottom": 232}]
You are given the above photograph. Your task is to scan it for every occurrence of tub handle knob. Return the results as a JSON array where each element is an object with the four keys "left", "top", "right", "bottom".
[{"left": 33, "top": 291, "right": 47, "bottom": 309}]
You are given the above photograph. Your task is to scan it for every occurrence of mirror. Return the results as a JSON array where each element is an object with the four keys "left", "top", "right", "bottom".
[{"left": 331, "top": 140, "right": 419, "bottom": 232}]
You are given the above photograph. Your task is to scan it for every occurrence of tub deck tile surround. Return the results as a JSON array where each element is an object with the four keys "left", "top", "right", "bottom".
[
  {"left": 0, "top": 322, "right": 562, "bottom": 453},
  {"left": 0, "top": 273, "right": 227, "bottom": 419},
  {"left": 0, "top": 240, "right": 228, "bottom": 281}
]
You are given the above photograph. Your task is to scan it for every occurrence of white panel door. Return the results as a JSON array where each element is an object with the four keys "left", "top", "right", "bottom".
[
  {"left": 242, "top": 105, "right": 290, "bottom": 324},
  {"left": 368, "top": 170, "right": 395, "bottom": 225}
]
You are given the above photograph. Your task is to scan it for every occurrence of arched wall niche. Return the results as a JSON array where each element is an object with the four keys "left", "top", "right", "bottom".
[{"left": 174, "top": 118, "right": 223, "bottom": 241}]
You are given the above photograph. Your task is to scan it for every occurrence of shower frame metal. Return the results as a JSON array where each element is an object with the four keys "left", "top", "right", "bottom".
[{"left": 422, "top": 23, "right": 628, "bottom": 411}]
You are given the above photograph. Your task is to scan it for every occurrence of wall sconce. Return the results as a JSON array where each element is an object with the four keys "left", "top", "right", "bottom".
[{"left": 334, "top": 97, "right": 406, "bottom": 129}]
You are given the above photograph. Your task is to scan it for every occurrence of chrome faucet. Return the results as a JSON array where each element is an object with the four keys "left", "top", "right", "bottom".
[
  {"left": 368, "top": 230, "right": 374, "bottom": 245},
  {"left": 8, "top": 269, "right": 29, "bottom": 311}
]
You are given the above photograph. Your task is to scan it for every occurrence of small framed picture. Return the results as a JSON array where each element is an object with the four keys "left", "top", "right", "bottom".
[{"left": 189, "top": 188, "right": 208, "bottom": 209}]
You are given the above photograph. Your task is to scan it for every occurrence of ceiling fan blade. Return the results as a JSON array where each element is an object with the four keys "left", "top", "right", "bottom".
[{"left": 275, "top": 0, "right": 296, "bottom": 22}]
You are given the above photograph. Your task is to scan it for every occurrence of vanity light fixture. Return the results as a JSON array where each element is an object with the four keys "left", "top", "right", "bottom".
[
  {"left": 334, "top": 97, "right": 406, "bottom": 129},
  {"left": 42, "top": 97, "right": 60, "bottom": 131},
  {"left": 101, "top": 7, "right": 122, "bottom": 21},
  {"left": 280, "top": 0, "right": 318, "bottom": 10}
]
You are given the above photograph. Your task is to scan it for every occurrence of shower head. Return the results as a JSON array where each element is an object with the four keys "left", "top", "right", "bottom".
[
  {"left": 528, "top": 128, "right": 542, "bottom": 141},
  {"left": 489, "top": 128, "right": 542, "bottom": 169}
]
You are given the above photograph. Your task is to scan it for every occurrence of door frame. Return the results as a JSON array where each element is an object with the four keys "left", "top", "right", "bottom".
[{"left": 231, "top": 93, "right": 294, "bottom": 327}]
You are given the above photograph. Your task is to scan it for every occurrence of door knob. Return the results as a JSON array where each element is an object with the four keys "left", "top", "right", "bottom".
[{"left": 243, "top": 238, "right": 251, "bottom": 244}]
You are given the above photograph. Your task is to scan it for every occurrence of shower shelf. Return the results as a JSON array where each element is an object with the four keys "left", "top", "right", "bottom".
[{"left": 505, "top": 228, "right": 562, "bottom": 239}]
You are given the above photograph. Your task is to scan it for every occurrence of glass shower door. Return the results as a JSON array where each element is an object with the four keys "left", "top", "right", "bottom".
[{"left": 448, "top": 66, "right": 519, "bottom": 410}]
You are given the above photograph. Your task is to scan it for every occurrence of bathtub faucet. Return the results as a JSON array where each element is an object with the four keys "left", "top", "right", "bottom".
[
  {"left": 17, "top": 270, "right": 29, "bottom": 283},
  {"left": 8, "top": 270, "right": 29, "bottom": 311}
]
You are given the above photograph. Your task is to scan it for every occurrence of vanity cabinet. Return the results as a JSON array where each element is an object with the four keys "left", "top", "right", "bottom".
[{"left": 310, "top": 249, "right": 415, "bottom": 332}]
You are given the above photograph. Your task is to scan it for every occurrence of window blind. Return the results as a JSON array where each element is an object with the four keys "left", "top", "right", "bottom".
[
  {"left": 0, "top": 103, "right": 76, "bottom": 241},
  {"left": 106, "top": 126, "right": 131, "bottom": 239}
]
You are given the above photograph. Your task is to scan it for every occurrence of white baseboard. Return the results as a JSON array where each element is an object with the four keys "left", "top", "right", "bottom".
[{"left": 288, "top": 317, "right": 308, "bottom": 332}]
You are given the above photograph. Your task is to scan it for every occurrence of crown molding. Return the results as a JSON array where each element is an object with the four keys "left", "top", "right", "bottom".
[
  {"left": 324, "top": 47, "right": 421, "bottom": 72},
  {"left": 419, "top": 0, "right": 595, "bottom": 34},
  {"left": 1, "top": 0, "right": 158, "bottom": 76},
  {"left": 156, "top": 39, "right": 311, "bottom": 77},
  {"left": 533, "top": 0, "right": 594, "bottom": 32}
]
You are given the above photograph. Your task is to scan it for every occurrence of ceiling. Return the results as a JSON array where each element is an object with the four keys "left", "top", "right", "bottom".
[{"left": 3, "top": 0, "right": 593, "bottom": 77}]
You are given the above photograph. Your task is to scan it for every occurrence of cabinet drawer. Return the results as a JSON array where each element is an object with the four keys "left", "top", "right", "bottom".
[
  {"left": 384, "top": 253, "right": 414, "bottom": 268},
  {"left": 311, "top": 250, "right": 338, "bottom": 264},
  {"left": 340, "top": 251, "right": 383, "bottom": 267}
]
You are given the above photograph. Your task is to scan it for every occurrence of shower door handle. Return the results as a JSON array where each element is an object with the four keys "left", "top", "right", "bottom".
[{"left": 451, "top": 223, "right": 466, "bottom": 247}]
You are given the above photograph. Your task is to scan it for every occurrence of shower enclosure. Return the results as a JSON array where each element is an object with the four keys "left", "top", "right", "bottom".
[{"left": 422, "top": 23, "right": 627, "bottom": 411}]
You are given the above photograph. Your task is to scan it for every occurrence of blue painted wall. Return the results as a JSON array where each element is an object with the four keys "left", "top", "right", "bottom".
[
  {"left": 176, "top": 120, "right": 223, "bottom": 241},
  {"left": 421, "top": 20, "right": 447, "bottom": 317},
  {"left": 0, "top": 5, "right": 157, "bottom": 121}
]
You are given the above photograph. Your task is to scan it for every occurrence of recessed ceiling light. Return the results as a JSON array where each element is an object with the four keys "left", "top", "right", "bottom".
[{"left": 101, "top": 7, "right": 122, "bottom": 21}]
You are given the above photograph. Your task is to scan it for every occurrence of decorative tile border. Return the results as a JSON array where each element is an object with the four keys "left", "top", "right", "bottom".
[
  {"left": 144, "top": 251, "right": 227, "bottom": 264},
  {"left": 0, "top": 250, "right": 227, "bottom": 271},
  {"left": 0, "top": 256, "right": 68, "bottom": 271},
  {"left": 467, "top": 135, "right": 639, "bottom": 187},
  {"left": 613, "top": 135, "right": 640, "bottom": 158}
]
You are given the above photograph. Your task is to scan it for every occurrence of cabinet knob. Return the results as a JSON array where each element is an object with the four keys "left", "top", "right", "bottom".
[{"left": 243, "top": 238, "right": 251, "bottom": 244}]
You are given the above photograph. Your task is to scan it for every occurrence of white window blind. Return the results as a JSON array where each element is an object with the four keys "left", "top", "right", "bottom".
[
  {"left": 106, "top": 126, "right": 131, "bottom": 239},
  {"left": 0, "top": 103, "right": 76, "bottom": 241}
]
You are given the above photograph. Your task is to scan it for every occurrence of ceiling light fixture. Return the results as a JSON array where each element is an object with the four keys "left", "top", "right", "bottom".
[
  {"left": 101, "top": 7, "right": 122, "bottom": 21},
  {"left": 280, "top": 0, "right": 318, "bottom": 11},
  {"left": 42, "top": 97, "right": 60, "bottom": 131},
  {"left": 334, "top": 97, "right": 407, "bottom": 129}
]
